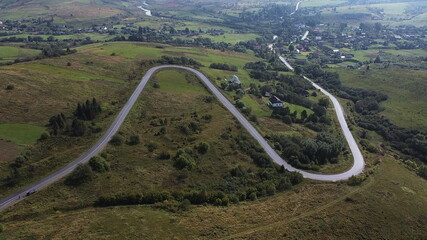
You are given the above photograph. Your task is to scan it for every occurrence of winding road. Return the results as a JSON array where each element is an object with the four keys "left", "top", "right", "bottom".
[
  {"left": 0, "top": 64, "right": 364, "bottom": 211},
  {"left": 290, "top": 1, "right": 302, "bottom": 16}
]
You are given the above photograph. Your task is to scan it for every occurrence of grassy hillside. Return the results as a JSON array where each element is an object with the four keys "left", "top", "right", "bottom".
[
  {"left": 1, "top": 157, "right": 426, "bottom": 239},
  {"left": 331, "top": 66, "right": 427, "bottom": 132},
  {"left": 0, "top": 45, "right": 41, "bottom": 64},
  {"left": 0, "top": 0, "right": 126, "bottom": 20}
]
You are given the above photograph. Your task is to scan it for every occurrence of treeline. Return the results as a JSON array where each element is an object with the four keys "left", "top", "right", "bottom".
[
  {"left": 95, "top": 165, "right": 303, "bottom": 208},
  {"left": 356, "top": 114, "right": 427, "bottom": 164},
  {"left": 156, "top": 55, "right": 202, "bottom": 66},
  {"left": 267, "top": 132, "right": 344, "bottom": 170},
  {"left": 48, "top": 98, "right": 102, "bottom": 136},
  {"left": 209, "top": 63, "right": 237, "bottom": 71},
  {"left": 0, "top": 43, "right": 77, "bottom": 66}
]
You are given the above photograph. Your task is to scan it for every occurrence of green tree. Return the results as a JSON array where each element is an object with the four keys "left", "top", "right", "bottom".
[
  {"left": 65, "top": 164, "right": 94, "bottom": 186},
  {"left": 89, "top": 156, "right": 110, "bottom": 173},
  {"left": 110, "top": 134, "right": 124, "bottom": 146},
  {"left": 174, "top": 152, "right": 196, "bottom": 170},
  {"left": 196, "top": 142, "right": 209, "bottom": 154}
]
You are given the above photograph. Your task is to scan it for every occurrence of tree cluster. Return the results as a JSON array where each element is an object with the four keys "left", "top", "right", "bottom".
[
  {"left": 156, "top": 55, "right": 202, "bottom": 66},
  {"left": 268, "top": 132, "right": 344, "bottom": 170},
  {"left": 74, "top": 98, "right": 102, "bottom": 121},
  {"left": 209, "top": 63, "right": 238, "bottom": 71}
]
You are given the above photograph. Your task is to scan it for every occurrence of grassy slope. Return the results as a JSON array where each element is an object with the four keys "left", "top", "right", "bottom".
[
  {"left": 1, "top": 157, "right": 426, "bottom": 239},
  {"left": 0, "top": 123, "right": 45, "bottom": 145},
  {"left": 0, "top": 46, "right": 41, "bottom": 64},
  {"left": 0, "top": 0, "right": 125, "bottom": 20},
  {"left": 0, "top": 41, "right": 351, "bottom": 191},
  {"left": 331, "top": 66, "right": 427, "bottom": 132},
  {"left": 0, "top": 68, "right": 260, "bottom": 228}
]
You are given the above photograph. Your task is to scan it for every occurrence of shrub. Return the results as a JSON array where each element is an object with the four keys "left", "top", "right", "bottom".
[
  {"left": 5, "top": 84, "right": 14, "bottom": 90},
  {"left": 158, "top": 151, "right": 171, "bottom": 160},
  {"left": 195, "top": 142, "right": 209, "bottom": 154},
  {"left": 146, "top": 142, "right": 157, "bottom": 152},
  {"left": 179, "top": 199, "right": 191, "bottom": 211},
  {"left": 0, "top": 223, "right": 4, "bottom": 233},
  {"left": 65, "top": 164, "right": 94, "bottom": 186},
  {"left": 38, "top": 132, "right": 50, "bottom": 141},
  {"left": 128, "top": 135, "right": 140, "bottom": 145},
  {"left": 174, "top": 151, "right": 196, "bottom": 170},
  {"left": 109, "top": 135, "right": 124, "bottom": 146},
  {"left": 347, "top": 175, "right": 365, "bottom": 186},
  {"left": 89, "top": 156, "right": 110, "bottom": 173},
  {"left": 418, "top": 165, "right": 427, "bottom": 179},
  {"left": 249, "top": 192, "right": 257, "bottom": 201}
]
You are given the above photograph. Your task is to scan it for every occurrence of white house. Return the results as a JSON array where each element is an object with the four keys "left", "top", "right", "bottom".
[
  {"left": 268, "top": 96, "right": 284, "bottom": 108},
  {"left": 231, "top": 75, "right": 241, "bottom": 84}
]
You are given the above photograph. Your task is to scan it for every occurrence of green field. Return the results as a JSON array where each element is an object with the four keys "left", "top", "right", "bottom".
[
  {"left": 18, "top": 63, "right": 122, "bottom": 83},
  {"left": 0, "top": 123, "right": 45, "bottom": 145},
  {"left": 332, "top": 66, "right": 427, "bottom": 132},
  {"left": 155, "top": 69, "right": 203, "bottom": 94},
  {"left": 197, "top": 33, "right": 260, "bottom": 44},
  {"left": 78, "top": 42, "right": 261, "bottom": 85},
  {"left": 0, "top": 46, "right": 41, "bottom": 63}
]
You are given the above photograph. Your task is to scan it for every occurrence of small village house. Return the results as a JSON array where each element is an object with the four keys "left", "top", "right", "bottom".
[{"left": 268, "top": 96, "right": 284, "bottom": 108}]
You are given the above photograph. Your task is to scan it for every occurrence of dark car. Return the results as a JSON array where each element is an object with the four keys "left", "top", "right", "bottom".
[{"left": 25, "top": 190, "right": 36, "bottom": 196}]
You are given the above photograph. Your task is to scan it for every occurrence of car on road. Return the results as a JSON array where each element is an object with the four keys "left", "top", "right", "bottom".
[{"left": 26, "top": 190, "right": 36, "bottom": 196}]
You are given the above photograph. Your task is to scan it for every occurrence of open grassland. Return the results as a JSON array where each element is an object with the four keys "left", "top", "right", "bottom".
[
  {"left": 319, "top": 1, "right": 427, "bottom": 26},
  {"left": 0, "top": 0, "right": 125, "bottom": 20},
  {"left": 331, "top": 66, "right": 427, "bottom": 132},
  {"left": 0, "top": 33, "right": 118, "bottom": 42},
  {"left": 0, "top": 45, "right": 41, "bottom": 64},
  {"left": 0, "top": 41, "right": 351, "bottom": 192},
  {"left": 1, "top": 157, "right": 425, "bottom": 239},
  {"left": 77, "top": 42, "right": 262, "bottom": 86},
  {"left": 0, "top": 41, "right": 355, "bottom": 209},
  {"left": 0, "top": 123, "right": 45, "bottom": 145},
  {"left": 302, "top": 0, "right": 348, "bottom": 7},
  {"left": 0, "top": 140, "right": 21, "bottom": 163},
  {"left": 197, "top": 33, "right": 260, "bottom": 44},
  {"left": 0, "top": 68, "right": 260, "bottom": 218}
]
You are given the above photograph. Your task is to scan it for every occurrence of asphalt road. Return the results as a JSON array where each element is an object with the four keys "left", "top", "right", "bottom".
[
  {"left": 0, "top": 65, "right": 364, "bottom": 211},
  {"left": 290, "top": 1, "right": 302, "bottom": 15}
]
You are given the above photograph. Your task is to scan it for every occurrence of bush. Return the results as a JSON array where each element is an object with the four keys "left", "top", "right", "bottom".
[
  {"left": 174, "top": 151, "right": 196, "bottom": 170},
  {"left": 158, "top": 151, "right": 171, "bottom": 160},
  {"left": 5, "top": 84, "right": 14, "bottom": 90},
  {"left": 0, "top": 223, "right": 4, "bottom": 233},
  {"left": 179, "top": 199, "right": 191, "bottom": 211},
  {"left": 65, "top": 164, "right": 94, "bottom": 186},
  {"left": 109, "top": 134, "right": 124, "bottom": 146},
  {"left": 89, "top": 156, "right": 110, "bottom": 173},
  {"left": 146, "top": 142, "right": 157, "bottom": 152},
  {"left": 347, "top": 175, "right": 365, "bottom": 186},
  {"left": 249, "top": 192, "right": 257, "bottom": 201},
  {"left": 38, "top": 132, "right": 50, "bottom": 141},
  {"left": 195, "top": 142, "right": 209, "bottom": 154},
  {"left": 418, "top": 165, "right": 427, "bottom": 179},
  {"left": 128, "top": 135, "right": 140, "bottom": 145}
]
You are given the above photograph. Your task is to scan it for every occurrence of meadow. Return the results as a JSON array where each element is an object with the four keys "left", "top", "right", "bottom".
[
  {"left": 1, "top": 156, "right": 425, "bottom": 239},
  {"left": 0, "top": 45, "right": 41, "bottom": 64},
  {"left": 0, "top": 123, "right": 45, "bottom": 145},
  {"left": 331, "top": 66, "right": 427, "bottom": 132}
]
